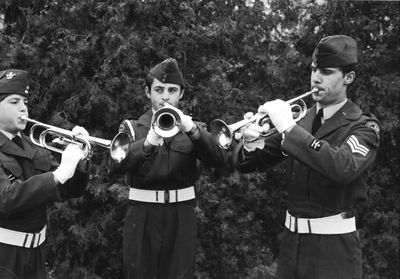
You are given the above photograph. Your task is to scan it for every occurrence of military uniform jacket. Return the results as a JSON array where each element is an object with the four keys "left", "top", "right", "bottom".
[
  {"left": 0, "top": 132, "right": 89, "bottom": 232},
  {"left": 111, "top": 110, "right": 227, "bottom": 190},
  {"left": 233, "top": 100, "right": 380, "bottom": 217}
]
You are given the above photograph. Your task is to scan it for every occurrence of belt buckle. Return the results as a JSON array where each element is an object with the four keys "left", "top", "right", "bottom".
[{"left": 164, "top": 190, "right": 170, "bottom": 203}]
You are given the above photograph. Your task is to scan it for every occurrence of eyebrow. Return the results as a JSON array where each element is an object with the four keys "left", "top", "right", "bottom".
[{"left": 8, "top": 97, "right": 27, "bottom": 101}]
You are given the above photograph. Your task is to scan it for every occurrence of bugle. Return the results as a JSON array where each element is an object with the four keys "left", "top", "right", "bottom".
[
  {"left": 210, "top": 88, "right": 319, "bottom": 149},
  {"left": 21, "top": 116, "right": 132, "bottom": 162},
  {"left": 152, "top": 103, "right": 182, "bottom": 138}
]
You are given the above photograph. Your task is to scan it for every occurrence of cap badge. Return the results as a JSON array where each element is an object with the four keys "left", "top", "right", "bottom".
[{"left": 6, "top": 72, "right": 16, "bottom": 79}]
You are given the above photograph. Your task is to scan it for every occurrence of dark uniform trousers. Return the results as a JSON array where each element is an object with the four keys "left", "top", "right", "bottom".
[
  {"left": 112, "top": 110, "right": 227, "bottom": 279},
  {"left": 0, "top": 132, "right": 88, "bottom": 279},
  {"left": 276, "top": 230, "right": 362, "bottom": 279},
  {"left": 0, "top": 243, "right": 46, "bottom": 279},
  {"left": 123, "top": 202, "right": 197, "bottom": 279},
  {"left": 233, "top": 100, "right": 380, "bottom": 279}
]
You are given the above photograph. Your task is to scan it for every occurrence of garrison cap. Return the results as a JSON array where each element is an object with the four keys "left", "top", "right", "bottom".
[
  {"left": 148, "top": 58, "right": 184, "bottom": 87},
  {"left": 0, "top": 69, "right": 29, "bottom": 97},
  {"left": 312, "top": 35, "right": 358, "bottom": 68}
]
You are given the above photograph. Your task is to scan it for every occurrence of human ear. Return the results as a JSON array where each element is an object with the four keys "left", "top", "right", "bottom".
[
  {"left": 145, "top": 86, "right": 151, "bottom": 99},
  {"left": 344, "top": 71, "right": 356, "bottom": 85},
  {"left": 179, "top": 89, "right": 184, "bottom": 100}
]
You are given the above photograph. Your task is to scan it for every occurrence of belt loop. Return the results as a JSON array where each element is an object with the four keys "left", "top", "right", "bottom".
[
  {"left": 175, "top": 190, "right": 178, "bottom": 202},
  {"left": 294, "top": 218, "right": 298, "bottom": 233},
  {"left": 156, "top": 191, "right": 159, "bottom": 202},
  {"left": 289, "top": 216, "right": 292, "bottom": 231},
  {"left": 23, "top": 234, "right": 29, "bottom": 248},
  {"left": 30, "top": 234, "right": 36, "bottom": 248},
  {"left": 37, "top": 233, "right": 41, "bottom": 247},
  {"left": 307, "top": 220, "right": 312, "bottom": 234},
  {"left": 164, "top": 190, "right": 170, "bottom": 203}
]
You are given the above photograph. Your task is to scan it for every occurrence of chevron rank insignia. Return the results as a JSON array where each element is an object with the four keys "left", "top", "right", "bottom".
[{"left": 347, "top": 135, "right": 369, "bottom": 156}]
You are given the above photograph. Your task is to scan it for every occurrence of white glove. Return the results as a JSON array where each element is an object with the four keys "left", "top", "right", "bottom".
[
  {"left": 175, "top": 108, "right": 194, "bottom": 133},
  {"left": 71, "top": 125, "right": 90, "bottom": 157},
  {"left": 258, "top": 100, "right": 295, "bottom": 133},
  {"left": 53, "top": 144, "right": 86, "bottom": 184},
  {"left": 239, "top": 112, "right": 270, "bottom": 152},
  {"left": 71, "top": 125, "right": 89, "bottom": 137},
  {"left": 146, "top": 126, "right": 164, "bottom": 146}
]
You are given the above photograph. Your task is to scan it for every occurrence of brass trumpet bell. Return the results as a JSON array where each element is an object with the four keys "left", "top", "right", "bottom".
[{"left": 152, "top": 104, "right": 182, "bottom": 138}]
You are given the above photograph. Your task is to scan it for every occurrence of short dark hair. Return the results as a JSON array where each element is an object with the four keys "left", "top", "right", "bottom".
[
  {"left": 339, "top": 63, "right": 357, "bottom": 75},
  {"left": 145, "top": 74, "right": 154, "bottom": 90},
  {"left": 0, "top": 94, "right": 8, "bottom": 103}
]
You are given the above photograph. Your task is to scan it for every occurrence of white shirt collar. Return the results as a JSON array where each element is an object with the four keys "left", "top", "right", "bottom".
[
  {"left": 0, "top": 130, "right": 22, "bottom": 140},
  {"left": 316, "top": 99, "right": 347, "bottom": 123}
]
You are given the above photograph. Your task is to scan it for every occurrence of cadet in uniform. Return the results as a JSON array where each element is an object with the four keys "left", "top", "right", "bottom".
[
  {"left": 0, "top": 69, "right": 89, "bottom": 279},
  {"left": 233, "top": 35, "right": 380, "bottom": 279},
  {"left": 111, "top": 58, "right": 227, "bottom": 279}
]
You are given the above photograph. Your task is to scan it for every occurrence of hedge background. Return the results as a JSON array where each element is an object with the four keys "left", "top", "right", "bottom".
[{"left": 1, "top": 0, "right": 399, "bottom": 278}]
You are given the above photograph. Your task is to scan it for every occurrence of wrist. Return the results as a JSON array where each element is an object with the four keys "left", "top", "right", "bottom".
[
  {"left": 186, "top": 124, "right": 200, "bottom": 139},
  {"left": 277, "top": 120, "right": 296, "bottom": 134},
  {"left": 53, "top": 168, "right": 69, "bottom": 184},
  {"left": 284, "top": 123, "right": 296, "bottom": 133},
  {"left": 182, "top": 116, "right": 195, "bottom": 133}
]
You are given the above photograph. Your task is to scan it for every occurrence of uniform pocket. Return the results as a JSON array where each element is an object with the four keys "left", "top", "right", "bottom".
[
  {"left": 32, "top": 151, "right": 52, "bottom": 172},
  {"left": 1, "top": 159, "right": 23, "bottom": 179},
  {"left": 170, "top": 134, "right": 194, "bottom": 154}
]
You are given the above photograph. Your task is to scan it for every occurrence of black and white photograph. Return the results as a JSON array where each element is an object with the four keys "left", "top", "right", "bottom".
[{"left": 0, "top": 0, "right": 399, "bottom": 278}]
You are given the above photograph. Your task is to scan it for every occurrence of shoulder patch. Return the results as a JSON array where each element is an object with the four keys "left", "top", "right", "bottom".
[
  {"left": 365, "top": 121, "right": 380, "bottom": 136},
  {"left": 309, "top": 138, "right": 323, "bottom": 151}
]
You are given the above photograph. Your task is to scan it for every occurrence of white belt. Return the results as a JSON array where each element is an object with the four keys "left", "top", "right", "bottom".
[
  {"left": 129, "top": 186, "right": 195, "bottom": 203},
  {"left": 0, "top": 226, "right": 46, "bottom": 248},
  {"left": 285, "top": 211, "right": 356, "bottom": 235}
]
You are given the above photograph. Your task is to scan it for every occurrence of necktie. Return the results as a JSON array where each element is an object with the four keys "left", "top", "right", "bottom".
[
  {"left": 12, "top": 136, "right": 24, "bottom": 149},
  {"left": 311, "top": 109, "right": 323, "bottom": 135}
]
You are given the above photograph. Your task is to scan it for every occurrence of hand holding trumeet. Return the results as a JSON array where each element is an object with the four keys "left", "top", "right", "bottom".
[
  {"left": 175, "top": 108, "right": 195, "bottom": 133},
  {"left": 53, "top": 144, "right": 86, "bottom": 184},
  {"left": 258, "top": 100, "right": 295, "bottom": 133},
  {"left": 71, "top": 125, "right": 89, "bottom": 137},
  {"left": 146, "top": 126, "right": 164, "bottom": 146},
  {"left": 239, "top": 112, "right": 270, "bottom": 152}
]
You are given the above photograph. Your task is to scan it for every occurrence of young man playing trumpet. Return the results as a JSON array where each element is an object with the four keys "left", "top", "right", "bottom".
[
  {"left": 0, "top": 69, "right": 89, "bottom": 279},
  {"left": 233, "top": 35, "right": 380, "bottom": 279},
  {"left": 110, "top": 58, "right": 227, "bottom": 279}
]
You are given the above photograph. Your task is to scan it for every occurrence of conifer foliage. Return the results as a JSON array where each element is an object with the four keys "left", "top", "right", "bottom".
[{"left": 1, "top": 1, "right": 399, "bottom": 278}]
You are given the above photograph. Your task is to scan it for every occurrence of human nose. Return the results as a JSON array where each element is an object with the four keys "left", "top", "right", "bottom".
[
  {"left": 311, "top": 69, "right": 322, "bottom": 85},
  {"left": 19, "top": 102, "right": 27, "bottom": 112},
  {"left": 161, "top": 90, "right": 169, "bottom": 101}
]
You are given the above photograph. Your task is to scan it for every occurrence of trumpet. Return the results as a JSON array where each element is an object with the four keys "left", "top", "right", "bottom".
[
  {"left": 210, "top": 88, "right": 319, "bottom": 149},
  {"left": 152, "top": 103, "right": 182, "bottom": 138},
  {"left": 22, "top": 116, "right": 132, "bottom": 162}
]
